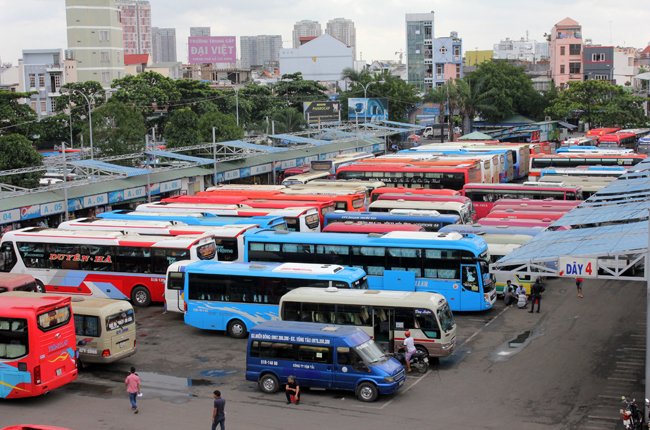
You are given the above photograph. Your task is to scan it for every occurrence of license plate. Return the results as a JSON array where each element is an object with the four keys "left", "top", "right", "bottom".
[{"left": 56, "top": 368, "right": 62, "bottom": 376}]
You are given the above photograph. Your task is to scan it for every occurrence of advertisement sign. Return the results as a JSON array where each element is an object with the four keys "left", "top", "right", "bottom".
[
  {"left": 83, "top": 193, "right": 108, "bottom": 208},
  {"left": 108, "top": 190, "right": 124, "bottom": 204},
  {"left": 348, "top": 98, "right": 389, "bottom": 122},
  {"left": 20, "top": 205, "right": 41, "bottom": 221},
  {"left": 124, "top": 186, "right": 146, "bottom": 200},
  {"left": 303, "top": 101, "right": 340, "bottom": 124},
  {"left": 558, "top": 256, "right": 597, "bottom": 278},
  {"left": 40, "top": 201, "right": 65, "bottom": 217},
  {"left": 188, "top": 36, "right": 236, "bottom": 64},
  {"left": 0, "top": 209, "right": 20, "bottom": 224}
]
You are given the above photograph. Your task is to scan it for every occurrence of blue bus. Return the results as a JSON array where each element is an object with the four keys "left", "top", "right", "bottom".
[
  {"left": 244, "top": 230, "right": 495, "bottom": 312},
  {"left": 166, "top": 260, "right": 368, "bottom": 337},
  {"left": 98, "top": 210, "right": 287, "bottom": 230},
  {"left": 439, "top": 224, "right": 544, "bottom": 237},
  {"left": 324, "top": 211, "right": 460, "bottom": 232},
  {"left": 247, "top": 321, "right": 405, "bottom": 402}
]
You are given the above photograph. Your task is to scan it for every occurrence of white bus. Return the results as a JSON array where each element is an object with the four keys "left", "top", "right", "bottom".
[
  {"left": 134, "top": 202, "right": 320, "bottom": 232},
  {"left": 279, "top": 287, "right": 456, "bottom": 358},
  {"left": 310, "top": 152, "right": 375, "bottom": 176},
  {"left": 0, "top": 228, "right": 218, "bottom": 306},
  {"left": 57, "top": 219, "right": 257, "bottom": 262},
  {"left": 281, "top": 171, "right": 330, "bottom": 186},
  {"left": 369, "top": 200, "right": 473, "bottom": 224}
]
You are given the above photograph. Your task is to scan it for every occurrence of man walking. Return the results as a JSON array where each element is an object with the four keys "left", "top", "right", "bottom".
[
  {"left": 125, "top": 366, "right": 141, "bottom": 414},
  {"left": 529, "top": 278, "right": 544, "bottom": 314},
  {"left": 576, "top": 277, "right": 584, "bottom": 298},
  {"left": 212, "top": 390, "right": 226, "bottom": 430}
]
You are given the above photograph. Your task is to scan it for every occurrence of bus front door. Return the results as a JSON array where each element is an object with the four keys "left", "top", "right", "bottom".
[
  {"left": 372, "top": 307, "right": 394, "bottom": 352},
  {"left": 461, "top": 264, "right": 480, "bottom": 310}
]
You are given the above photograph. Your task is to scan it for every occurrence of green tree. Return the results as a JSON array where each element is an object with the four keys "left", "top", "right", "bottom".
[
  {"left": 164, "top": 107, "right": 201, "bottom": 148},
  {"left": 0, "top": 90, "right": 39, "bottom": 138},
  {"left": 271, "top": 107, "right": 305, "bottom": 133},
  {"left": 0, "top": 134, "right": 43, "bottom": 188},
  {"left": 84, "top": 101, "right": 146, "bottom": 156},
  {"left": 198, "top": 111, "right": 244, "bottom": 142},
  {"left": 545, "top": 80, "right": 647, "bottom": 127},
  {"left": 111, "top": 71, "right": 181, "bottom": 121},
  {"left": 274, "top": 73, "right": 328, "bottom": 110}
]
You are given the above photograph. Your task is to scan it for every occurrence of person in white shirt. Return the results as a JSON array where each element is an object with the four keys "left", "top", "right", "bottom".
[{"left": 402, "top": 330, "right": 417, "bottom": 373}]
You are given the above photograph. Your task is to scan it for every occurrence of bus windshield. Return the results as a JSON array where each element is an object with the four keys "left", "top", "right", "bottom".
[
  {"left": 355, "top": 339, "right": 386, "bottom": 364},
  {"left": 436, "top": 303, "right": 455, "bottom": 333}
]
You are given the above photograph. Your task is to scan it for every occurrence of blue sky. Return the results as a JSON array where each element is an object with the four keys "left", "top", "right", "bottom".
[{"left": 0, "top": 0, "right": 648, "bottom": 65}]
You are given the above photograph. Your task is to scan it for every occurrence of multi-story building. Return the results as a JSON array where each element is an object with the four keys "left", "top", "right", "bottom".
[
  {"left": 583, "top": 45, "right": 614, "bottom": 82},
  {"left": 613, "top": 47, "right": 638, "bottom": 86},
  {"left": 325, "top": 18, "right": 356, "bottom": 60},
  {"left": 280, "top": 34, "right": 352, "bottom": 82},
  {"left": 20, "top": 49, "right": 76, "bottom": 116},
  {"left": 65, "top": 0, "right": 124, "bottom": 87},
  {"left": 405, "top": 12, "right": 434, "bottom": 91},
  {"left": 464, "top": 50, "right": 493, "bottom": 67},
  {"left": 190, "top": 27, "right": 210, "bottom": 37},
  {"left": 240, "top": 35, "right": 283, "bottom": 68},
  {"left": 152, "top": 27, "right": 177, "bottom": 63},
  {"left": 116, "top": 0, "right": 151, "bottom": 55},
  {"left": 292, "top": 20, "right": 322, "bottom": 49},
  {"left": 493, "top": 37, "right": 549, "bottom": 62},
  {"left": 549, "top": 17, "right": 583, "bottom": 88},
  {"left": 433, "top": 32, "right": 463, "bottom": 87}
]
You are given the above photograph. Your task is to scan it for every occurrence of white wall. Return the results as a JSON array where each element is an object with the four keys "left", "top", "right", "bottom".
[
  {"left": 279, "top": 34, "right": 353, "bottom": 81},
  {"left": 613, "top": 50, "right": 636, "bottom": 86}
]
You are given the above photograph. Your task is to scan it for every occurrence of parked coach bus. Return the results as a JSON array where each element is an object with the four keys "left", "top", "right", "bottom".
[
  {"left": 244, "top": 229, "right": 495, "bottom": 312},
  {"left": 370, "top": 187, "right": 460, "bottom": 203},
  {"left": 0, "top": 273, "right": 38, "bottom": 293},
  {"left": 376, "top": 193, "right": 477, "bottom": 222},
  {"left": 280, "top": 288, "right": 456, "bottom": 358},
  {"left": 0, "top": 294, "right": 77, "bottom": 398},
  {"left": 324, "top": 210, "right": 460, "bottom": 232},
  {"left": 165, "top": 261, "right": 367, "bottom": 337},
  {"left": 528, "top": 153, "right": 646, "bottom": 181},
  {"left": 322, "top": 222, "right": 425, "bottom": 234},
  {"left": 368, "top": 200, "right": 473, "bottom": 224},
  {"left": 0, "top": 228, "right": 219, "bottom": 307},
  {"left": 462, "top": 183, "right": 583, "bottom": 219}
]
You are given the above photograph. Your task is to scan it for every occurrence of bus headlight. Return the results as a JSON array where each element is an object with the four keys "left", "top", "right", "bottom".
[{"left": 384, "top": 376, "right": 395, "bottom": 382}]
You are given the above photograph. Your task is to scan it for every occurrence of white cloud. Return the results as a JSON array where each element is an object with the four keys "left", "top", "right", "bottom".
[{"left": 0, "top": 0, "right": 648, "bottom": 65}]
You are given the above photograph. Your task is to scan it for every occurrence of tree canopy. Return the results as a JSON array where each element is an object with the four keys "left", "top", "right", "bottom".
[
  {"left": 164, "top": 107, "right": 201, "bottom": 148},
  {"left": 197, "top": 111, "right": 244, "bottom": 142},
  {"left": 0, "top": 134, "right": 43, "bottom": 188},
  {"left": 85, "top": 101, "right": 147, "bottom": 156}
]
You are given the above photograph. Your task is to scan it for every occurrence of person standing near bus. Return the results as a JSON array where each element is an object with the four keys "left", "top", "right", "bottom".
[
  {"left": 576, "top": 277, "right": 584, "bottom": 298},
  {"left": 285, "top": 376, "right": 300, "bottom": 405},
  {"left": 402, "top": 330, "right": 416, "bottom": 372},
  {"left": 125, "top": 366, "right": 141, "bottom": 414},
  {"left": 212, "top": 390, "right": 226, "bottom": 430},
  {"left": 529, "top": 279, "right": 544, "bottom": 314}
]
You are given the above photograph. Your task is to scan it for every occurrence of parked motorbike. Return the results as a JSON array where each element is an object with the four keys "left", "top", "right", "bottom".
[
  {"left": 620, "top": 396, "right": 643, "bottom": 430},
  {"left": 389, "top": 348, "right": 429, "bottom": 374}
]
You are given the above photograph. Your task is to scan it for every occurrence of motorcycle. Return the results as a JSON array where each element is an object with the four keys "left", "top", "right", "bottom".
[
  {"left": 390, "top": 348, "right": 429, "bottom": 374},
  {"left": 620, "top": 396, "right": 643, "bottom": 430}
]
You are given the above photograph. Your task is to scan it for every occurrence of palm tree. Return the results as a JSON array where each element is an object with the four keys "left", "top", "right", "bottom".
[
  {"left": 341, "top": 67, "right": 373, "bottom": 92},
  {"left": 271, "top": 108, "right": 305, "bottom": 133}
]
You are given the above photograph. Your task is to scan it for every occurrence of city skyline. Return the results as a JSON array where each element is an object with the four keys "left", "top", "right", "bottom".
[{"left": 0, "top": 0, "right": 648, "bottom": 66}]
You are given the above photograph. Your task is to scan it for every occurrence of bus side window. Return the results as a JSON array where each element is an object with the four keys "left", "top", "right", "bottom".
[{"left": 0, "top": 242, "right": 17, "bottom": 272}]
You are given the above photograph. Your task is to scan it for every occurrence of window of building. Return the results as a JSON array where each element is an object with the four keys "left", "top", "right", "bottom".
[
  {"left": 453, "top": 46, "right": 460, "bottom": 57},
  {"left": 560, "top": 46, "right": 565, "bottom": 56},
  {"left": 53, "top": 74, "right": 61, "bottom": 89},
  {"left": 456, "top": 64, "right": 461, "bottom": 79},
  {"left": 593, "top": 74, "right": 609, "bottom": 80},
  {"left": 28, "top": 74, "right": 36, "bottom": 88},
  {"left": 569, "top": 62, "right": 581, "bottom": 74},
  {"left": 99, "top": 30, "right": 110, "bottom": 42},
  {"left": 560, "top": 65, "right": 565, "bottom": 74},
  {"left": 436, "top": 64, "right": 443, "bottom": 75},
  {"left": 38, "top": 74, "right": 45, "bottom": 88},
  {"left": 40, "top": 101, "right": 46, "bottom": 113},
  {"left": 100, "top": 51, "right": 110, "bottom": 64},
  {"left": 569, "top": 44, "right": 581, "bottom": 55},
  {"left": 592, "top": 53, "right": 605, "bottom": 62},
  {"left": 101, "top": 71, "right": 111, "bottom": 83},
  {"left": 439, "top": 46, "right": 448, "bottom": 55}
]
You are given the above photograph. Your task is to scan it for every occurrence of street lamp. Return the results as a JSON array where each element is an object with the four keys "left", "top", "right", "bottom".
[
  {"left": 233, "top": 87, "right": 240, "bottom": 127},
  {"left": 362, "top": 81, "right": 378, "bottom": 99},
  {"left": 63, "top": 88, "right": 95, "bottom": 160}
]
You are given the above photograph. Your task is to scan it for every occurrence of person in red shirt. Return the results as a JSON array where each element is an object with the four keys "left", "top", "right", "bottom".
[
  {"left": 576, "top": 277, "right": 584, "bottom": 298},
  {"left": 125, "top": 366, "right": 142, "bottom": 414}
]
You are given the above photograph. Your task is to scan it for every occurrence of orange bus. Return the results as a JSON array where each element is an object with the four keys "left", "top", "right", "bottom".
[
  {"left": 370, "top": 187, "right": 460, "bottom": 202},
  {"left": 0, "top": 294, "right": 77, "bottom": 398}
]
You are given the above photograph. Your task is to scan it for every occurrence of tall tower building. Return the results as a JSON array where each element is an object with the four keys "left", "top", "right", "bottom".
[
  {"left": 326, "top": 18, "right": 356, "bottom": 60},
  {"left": 240, "top": 35, "right": 283, "bottom": 68},
  {"left": 116, "top": 0, "right": 152, "bottom": 55},
  {"left": 66, "top": 0, "right": 124, "bottom": 87},
  {"left": 549, "top": 17, "right": 583, "bottom": 88},
  {"left": 152, "top": 28, "right": 177, "bottom": 63},
  {"left": 292, "top": 20, "right": 322, "bottom": 48},
  {"left": 190, "top": 27, "right": 211, "bottom": 37},
  {"left": 405, "top": 12, "right": 434, "bottom": 91}
]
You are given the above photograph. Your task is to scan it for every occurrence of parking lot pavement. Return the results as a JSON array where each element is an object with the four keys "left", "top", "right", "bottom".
[{"left": 1, "top": 278, "right": 645, "bottom": 429}]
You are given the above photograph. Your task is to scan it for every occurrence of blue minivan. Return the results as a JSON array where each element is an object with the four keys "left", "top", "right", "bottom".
[{"left": 246, "top": 321, "right": 406, "bottom": 402}]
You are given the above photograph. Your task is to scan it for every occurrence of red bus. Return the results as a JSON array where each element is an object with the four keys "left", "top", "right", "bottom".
[
  {"left": 586, "top": 127, "right": 621, "bottom": 139},
  {"left": 478, "top": 218, "right": 554, "bottom": 228},
  {"left": 462, "top": 183, "right": 583, "bottom": 219},
  {"left": 337, "top": 163, "right": 482, "bottom": 191},
  {"left": 278, "top": 165, "right": 311, "bottom": 183},
  {"left": 528, "top": 153, "right": 646, "bottom": 180},
  {"left": 485, "top": 209, "right": 566, "bottom": 221},
  {"left": 598, "top": 132, "right": 637, "bottom": 148},
  {"left": 0, "top": 294, "right": 77, "bottom": 398},
  {"left": 322, "top": 222, "right": 425, "bottom": 234},
  {"left": 376, "top": 193, "right": 477, "bottom": 222},
  {"left": 370, "top": 187, "right": 460, "bottom": 202},
  {"left": 490, "top": 198, "right": 582, "bottom": 210},
  {"left": 491, "top": 202, "right": 578, "bottom": 213}
]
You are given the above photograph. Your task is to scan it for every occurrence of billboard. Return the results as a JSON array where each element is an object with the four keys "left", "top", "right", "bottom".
[
  {"left": 303, "top": 101, "right": 341, "bottom": 124},
  {"left": 348, "top": 98, "right": 389, "bottom": 122},
  {"left": 188, "top": 36, "right": 236, "bottom": 64}
]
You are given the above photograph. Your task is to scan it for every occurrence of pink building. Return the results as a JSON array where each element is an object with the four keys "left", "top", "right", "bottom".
[
  {"left": 549, "top": 17, "right": 583, "bottom": 88},
  {"left": 117, "top": 0, "right": 152, "bottom": 55}
]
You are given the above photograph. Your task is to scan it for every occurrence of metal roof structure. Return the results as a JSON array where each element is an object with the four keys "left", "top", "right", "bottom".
[
  {"left": 69, "top": 160, "right": 149, "bottom": 177},
  {"left": 494, "top": 159, "right": 650, "bottom": 281},
  {"left": 377, "top": 120, "right": 425, "bottom": 129},
  {"left": 269, "top": 134, "right": 329, "bottom": 146},
  {"left": 145, "top": 150, "right": 215, "bottom": 166},
  {"left": 216, "top": 140, "right": 289, "bottom": 153}
]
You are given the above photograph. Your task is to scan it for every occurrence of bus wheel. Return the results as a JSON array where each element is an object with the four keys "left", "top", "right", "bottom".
[
  {"left": 415, "top": 345, "right": 429, "bottom": 358},
  {"left": 131, "top": 286, "right": 151, "bottom": 307},
  {"left": 227, "top": 319, "right": 247, "bottom": 339},
  {"left": 356, "top": 382, "right": 378, "bottom": 402},
  {"left": 35, "top": 280, "right": 45, "bottom": 293},
  {"left": 259, "top": 373, "right": 279, "bottom": 394}
]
